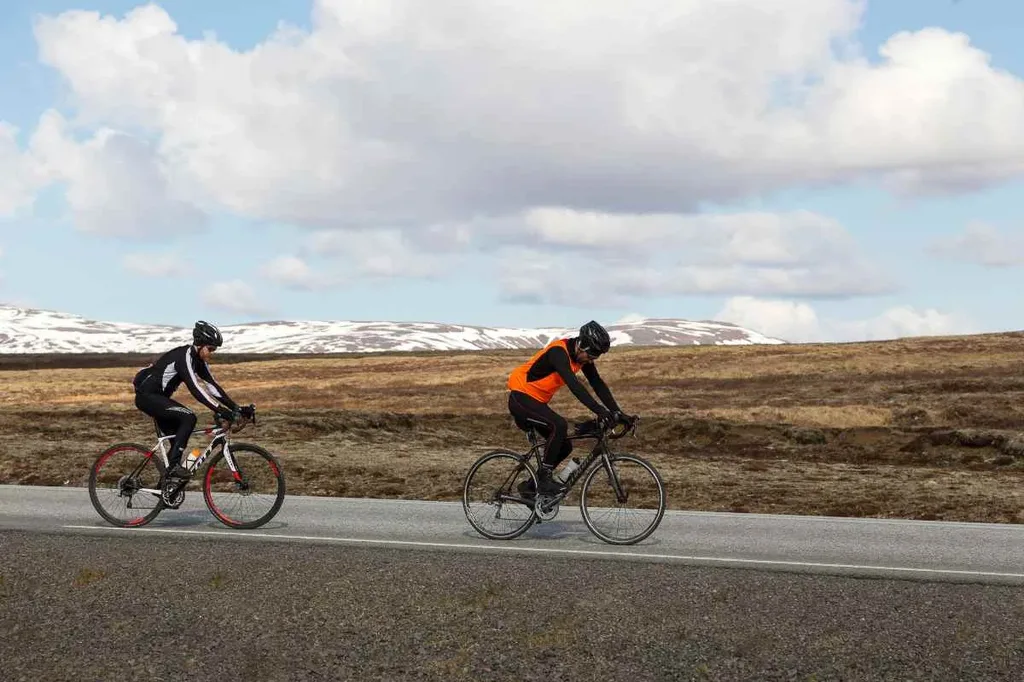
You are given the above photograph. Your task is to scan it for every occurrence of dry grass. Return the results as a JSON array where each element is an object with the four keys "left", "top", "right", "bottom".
[{"left": 2, "top": 332, "right": 1023, "bottom": 522}]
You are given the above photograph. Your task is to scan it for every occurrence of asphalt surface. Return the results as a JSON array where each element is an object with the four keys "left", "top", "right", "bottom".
[
  {"left": 1, "top": 485, "right": 1023, "bottom": 584},
  {"left": 1, "top": 485, "right": 1023, "bottom": 680}
]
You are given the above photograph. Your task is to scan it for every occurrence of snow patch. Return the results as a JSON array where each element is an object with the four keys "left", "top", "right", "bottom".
[{"left": 0, "top": 305, "right": 786, "bottom": 354}]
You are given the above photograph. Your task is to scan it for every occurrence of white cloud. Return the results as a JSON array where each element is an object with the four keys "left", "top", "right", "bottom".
[
  {"left": 27, "top": 112, "right": 206, "bottom": 237},
  {"left": 304, "top": 228, "right": 459, "bottom": 279},
  {"left": 1, "top": 0, "right": 1022, "bottom": 315},
  {"left": 496, "top": 209, "right": 892, "bottom": 304},
  {"left": 716, "top": 296, "right": 976, "bottom": 342},
  {"left": 202, "top": 280, "right": 271, "bottom": 315},
  {"left": 608, "top": 264, "right": 892, "bottom": 299},
  {"left": 498, "top": 250, "right": 565, "bottom": 304},
  {"left": 517, "top": 209, "right": 863, "bottom": 265},
  {"left": 805, "top": 29, "right": 1024, "bottom": 194},
  {"left": 839, "top": 306, "right": 977, "bottom": 341},
  {"left": 929, "top": 221, "right": 1024, "bottom": 266},
  {"left": 12, "top": 0, "right": 1024, "bottom": 236},
  {"left": 122, "top": 251, "right": 181, "bottom": 277},
  {"left": 614, "top": 312, "right": 649, "bottom": 325},
  {"left": 716, "top": 297, "right": 822, "bottom": 342},
  {"left": 0, "top": 123, "right": 45, "bottom": 217},
  {"left": 262, "top": 255, "right": 339, "bottom": 290}
]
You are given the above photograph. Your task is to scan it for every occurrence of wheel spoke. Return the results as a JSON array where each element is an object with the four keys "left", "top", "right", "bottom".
[
  {"left": 463, "top": 451, "right": 537, "bottom": 540},
  {"left": 203, "top": 445, "right": 285, "bottom": 529},
  {"left": 89, "top": 444, "right": 164, "bottom": 527},
  {"left": 580, "top": 455, "right": 665, "bottom": 545}
]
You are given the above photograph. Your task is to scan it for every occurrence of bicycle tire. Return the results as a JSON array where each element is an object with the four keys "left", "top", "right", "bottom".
[
  {"left": 463, "top": 449, "right": 538, "bottom": 540},
  {"left": 579, "top": 453, "right": 666, "bottom": 545},
  {"left": 202, "top": 443, "right": 286, "bottom": 529},
  {"left": 88, "top": 442, "right": 165, "bottom": 527}
]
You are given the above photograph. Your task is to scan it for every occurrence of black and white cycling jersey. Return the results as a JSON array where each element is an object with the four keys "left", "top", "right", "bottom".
[{"left": 133, "top": 344, "right": 238, "bottom": 413}]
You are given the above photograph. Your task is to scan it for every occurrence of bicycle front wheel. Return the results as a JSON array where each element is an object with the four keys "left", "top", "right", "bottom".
[
  {"left": 88, "top": 443, "right": 165, "bottom": 527},
  {"left": 202, "top": 443, "right": 285, "bottom": 529},
  {"left": 463, "top": 449, "right": 537, "bottom": 540},
  {"left": 580, "top": 454, "right": 666, "bottom": 545}
]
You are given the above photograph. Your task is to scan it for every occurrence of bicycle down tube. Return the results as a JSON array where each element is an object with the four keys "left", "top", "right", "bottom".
[{"left": 139, "top": 425, "right": 238, "bottom": 493}]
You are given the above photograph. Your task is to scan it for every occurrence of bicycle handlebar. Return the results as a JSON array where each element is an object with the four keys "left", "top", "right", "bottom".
[
  {"left": 209, "top": 404, "right": 258, "bottom": 434},
  {"left": 610, "top": 415, "right": 640, "bottom": 440},
  {"left": 571, "top": 415, "right": 640, "bottom": 441}
]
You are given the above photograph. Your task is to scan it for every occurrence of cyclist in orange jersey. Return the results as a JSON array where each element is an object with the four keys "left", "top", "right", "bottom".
[{"left": 507, "top": 320, "right": 630, "bottom": 496}]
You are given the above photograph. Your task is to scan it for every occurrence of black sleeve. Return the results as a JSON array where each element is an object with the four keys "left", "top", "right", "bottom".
[
  {"left": 583, "top": 362, "right": 621, "bottom": 412},
  {"left": 177, "top": 347, "right": 225, "bottom": 412},
  {"left": 548, "top": 346, "right": 606, "bottom": 415},
  {"left": 195, "top": 359, "right": 238, "bottom": 411}
]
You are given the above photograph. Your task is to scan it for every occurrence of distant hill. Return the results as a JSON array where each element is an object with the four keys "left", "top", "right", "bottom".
[{"left": 0, "top": 305, "right": 785, "bottom": 354}]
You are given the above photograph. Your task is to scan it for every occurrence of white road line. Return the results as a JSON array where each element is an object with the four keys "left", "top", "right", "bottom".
[
  {"left": 61, "top": 525, "right": 1024, "bottom": 580},
  {"left": 10, "top": 485, "right": 1023, "bottom": 530}
]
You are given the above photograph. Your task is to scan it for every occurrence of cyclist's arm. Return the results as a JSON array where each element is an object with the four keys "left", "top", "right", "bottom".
[
  {"left": 549, "top": 347, "right": 607, "bottom": 416},
  {"left": 177, "top": 347, "right": 226, "bottom": 412},
  {"left": 194, "top": 359, "right": 239, "bottom": 411},
  {"left": 582, "top": 362, "right": 621, "bottom": 412}
]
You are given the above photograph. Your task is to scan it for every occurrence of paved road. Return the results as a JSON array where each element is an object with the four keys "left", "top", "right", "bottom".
[{"left": 2, "top": 484, "right": 1022, "bottom": 584}]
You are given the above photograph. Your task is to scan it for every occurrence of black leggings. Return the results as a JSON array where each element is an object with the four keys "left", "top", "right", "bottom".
[
  {"left": 508, "top": 391, "right": 573, "bottom": 468},
  {"left": 135, "top": 392, "right": 197, "bottom": 468}
]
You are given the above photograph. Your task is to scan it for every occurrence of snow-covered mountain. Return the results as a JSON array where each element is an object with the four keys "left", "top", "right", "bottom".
[{"left": 0, "top": 305, "right": 785, "bottom": 354}]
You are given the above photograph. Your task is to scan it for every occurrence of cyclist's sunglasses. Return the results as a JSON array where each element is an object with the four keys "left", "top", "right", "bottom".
[{"left": 580, "top": 344, "right": 604, "bottom": 358}]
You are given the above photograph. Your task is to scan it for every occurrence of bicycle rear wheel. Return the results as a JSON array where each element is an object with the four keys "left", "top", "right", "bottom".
[
  {"left": 88, "top": 443, "right": 165, "bottom": 527},
  {"left": 580, "top": 454, "right": 666, "bottom": 545},
  {"left": 463, "top": 449, "right": 537, "bottom": 540},
  {"left": 202, "top": 443, "right": 285, "bottom": 529}
]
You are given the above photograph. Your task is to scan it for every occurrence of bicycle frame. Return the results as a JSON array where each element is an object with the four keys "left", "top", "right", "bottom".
[
  {"left": 522, "top": 422, "right": 635, "bottom": 504},
  {"left": 133, "top": 423, "right": 245, "bottom": 496}
]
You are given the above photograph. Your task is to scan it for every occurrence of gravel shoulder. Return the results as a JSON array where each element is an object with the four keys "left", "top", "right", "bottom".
[{"left": 1, "top": 529, "right": 1022, "bottom": 681}]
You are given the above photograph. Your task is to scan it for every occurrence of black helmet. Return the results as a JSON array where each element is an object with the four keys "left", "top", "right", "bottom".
[
  {"left": 578, "top": 320, "right": 610, "bottom": 356},
  {"left": 193, "top": 320, "right": 223, "bottom": 348}
]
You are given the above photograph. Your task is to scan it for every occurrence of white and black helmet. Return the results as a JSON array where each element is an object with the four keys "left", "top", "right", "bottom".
[
  {"left": 578, "top": 320, "right": 611, "bottom": 356},
  {"left": 193, "top": 320, "right": 223, "bottom": 348}
]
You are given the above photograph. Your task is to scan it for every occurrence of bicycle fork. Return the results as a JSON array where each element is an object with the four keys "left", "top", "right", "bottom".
[
  {"left": 597, "top": 452, "right": 629, "bottom": 505},
  {"left": 221, "top": 443, "right": 245, "bottom": 486}
]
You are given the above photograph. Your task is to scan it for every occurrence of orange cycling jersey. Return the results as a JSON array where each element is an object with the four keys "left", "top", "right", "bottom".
[{"left": 507, "top": 338, "right": 581, "bottom": 404}]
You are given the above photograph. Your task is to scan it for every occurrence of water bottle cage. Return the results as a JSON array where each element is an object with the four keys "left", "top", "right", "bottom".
[
  {"left": 554, "top": 458, "right": 581, "bottom": 484},
  {"left": 183, "top": 449, "right": 201, "bottom": 472}
]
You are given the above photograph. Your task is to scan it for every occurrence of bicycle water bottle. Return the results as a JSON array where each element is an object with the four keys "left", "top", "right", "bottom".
[
  {"left": 184, "top": 448, "right": 201, "bottom": 471},
  {"left": 555, "top": 457, "right": 581, "bottom": 484}
]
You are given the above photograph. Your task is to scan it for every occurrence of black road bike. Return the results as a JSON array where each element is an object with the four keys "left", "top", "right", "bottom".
[{"left": 462, "top": 417, "right": 666, "bottom": 545}]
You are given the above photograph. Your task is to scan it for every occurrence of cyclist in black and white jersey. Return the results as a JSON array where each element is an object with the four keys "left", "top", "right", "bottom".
[{"left": 133, "top": 321, "right": 253, "bottom": 479}]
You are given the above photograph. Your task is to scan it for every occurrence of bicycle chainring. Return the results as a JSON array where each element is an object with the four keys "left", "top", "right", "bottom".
[
  {"left": 535, "top": 496, "right": 560, "bottom": 521},
  {"left": 161, "top": 482, "right": 186, "bottom": 509}
]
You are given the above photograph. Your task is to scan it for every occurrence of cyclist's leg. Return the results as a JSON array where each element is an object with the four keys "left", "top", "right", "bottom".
[
  {"left": 508, "top": 392, "right": 543, "bottom": 439},
  {"left": 135, "top": 392, "right": 197, "bottom": 474},
  {"left": 509, "top": 391, "right": 568, "bottom": 493},
  {"left": 509, "top": 392, "right": 542, "bottom": 495}
]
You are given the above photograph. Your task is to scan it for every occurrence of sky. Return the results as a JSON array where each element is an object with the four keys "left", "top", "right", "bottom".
[{"left": 1, "top": 0, "right": 1023, "bottom": 341}]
